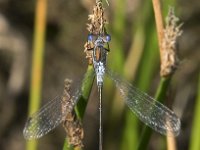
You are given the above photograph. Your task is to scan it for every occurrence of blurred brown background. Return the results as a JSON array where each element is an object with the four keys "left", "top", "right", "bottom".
[{"left": 0, "top": 0, "right": 199, "bottom": 150}]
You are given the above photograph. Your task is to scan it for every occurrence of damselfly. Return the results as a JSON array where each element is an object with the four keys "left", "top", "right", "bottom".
[
  {"left": 23, "top": 32, "right": 180, "bottom": 146},
  {"left": 86, "top": 33, "right": 180, "bottom": 150}
]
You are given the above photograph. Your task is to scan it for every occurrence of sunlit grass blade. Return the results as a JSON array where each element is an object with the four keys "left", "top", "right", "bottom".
[
  {"left": 26, "top": 0, "right": 47, "bottom": 150},
  {"left": 189, "top": 73, "right": 200, "bottom": 150}
]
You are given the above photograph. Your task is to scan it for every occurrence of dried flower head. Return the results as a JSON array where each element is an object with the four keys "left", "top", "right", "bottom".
[
  {"left": 62, "top": 79, "right": 84, "bottom": 148},
  {"left": 62, "top": 112, "right": 84, "bottom": 148},
  {"left": 161, "top": 7, "right": 183, "bottom": 77},
  {"left": 84, "top": 0, "right": 108, "bottom": 64}
]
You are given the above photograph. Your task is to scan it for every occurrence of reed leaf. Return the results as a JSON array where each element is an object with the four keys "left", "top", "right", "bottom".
[
  {"left": 26, "top": 0, "right": 47, "bottom": 150},
  {"left": 189, "top": 73, "right": 200, "bottom": 150}
]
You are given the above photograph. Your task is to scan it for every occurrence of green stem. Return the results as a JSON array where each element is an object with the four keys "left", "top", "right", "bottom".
[
  {"left": 63, "top": 140, "right": 74, "bottom": 150},
  {"left": 26, "top": 0, "right": 47, "bottom": 150},
  {"left": 189, "top": 73, "right": 200, "bottom": 150},
  {"left": 137, "top": 77, "right": 171, "bottom": 150},
  {"left": 104, "top": 0, "right": 125, "bottom": 148},
  {"left": 75, "top": 65, "right": 95, "bottom": 119},
  {"left": 108, "top": 0, "right": 125, "bottom": 72}
]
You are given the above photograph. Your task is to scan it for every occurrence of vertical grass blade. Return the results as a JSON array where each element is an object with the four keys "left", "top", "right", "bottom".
[
  {"left": 26, "top": 0, "right": 47, "bottom": 150},
  {"left": 108, "top": 0, "right": 125, "bottom": 72},
  {"left": 120, "top": 27, "right": 145, "bottom": 150},
  {"left": 120, "top": 3, "right": 152, "bottom": 149},
  {"left": 105, "top": 0, "right": 126, "bottom": 148},
  {"left": 75, "top": 65, "right": 95, "bottom": 119},
  {"left": 189, "top": 73, "right": 200, "bottom": 150}
]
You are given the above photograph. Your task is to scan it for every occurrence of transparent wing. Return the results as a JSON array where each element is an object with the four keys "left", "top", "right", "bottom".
[
  {"left": 23, "top": 89, "right": 81, "bottom": 140},
  {"left": 107, "top": 71, "right": 181, "bottom": 136},
  {"left": 23, "top": 96, "right": 63, "bottom": 139}
]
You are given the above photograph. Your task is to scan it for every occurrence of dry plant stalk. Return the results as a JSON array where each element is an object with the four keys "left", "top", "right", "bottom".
[
  {"left": 152, "top": 0, "right": 164, "bottom": 52},
  {"left": 62, "top": 79, "right": 84, "bottom": 148},
  {"left": 160, "top": 7, "right": 183, "bottom": 77},
  {"left": 166, "top": 118, "right": 177, "bottom": 150},
  {"left": 84, "top": 0, "right": 107, "bottom": 64}
]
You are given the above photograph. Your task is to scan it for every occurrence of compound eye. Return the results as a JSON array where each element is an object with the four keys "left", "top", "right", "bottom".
[
  {"left": 88, "top": 34, "right": 94, "bottom": 42},
  {"left": 105, "top": 34, "right": 111, "bottom": 42}
]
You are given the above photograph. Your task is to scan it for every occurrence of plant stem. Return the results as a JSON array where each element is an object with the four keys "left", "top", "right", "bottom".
[
  {"left": 152, "top": 0, "right": 164, "bottom": 57},
  {"left": 26, "top": 0, "right": 47, "bottom": 150},
  {"left": 75, "top": 65, "right": 95, "bottom": 119},
  {"left": 105, "top": 0, "right": 125, "bottom": 148},
  {"left": 152, "top": 1, "right": 179, "bottom": 150},
  {"left": 109, "top": 0, "right": 125, "bottom": 72},
  {"left": 189, "top": 73, "right": 200, "bottom": 150}
]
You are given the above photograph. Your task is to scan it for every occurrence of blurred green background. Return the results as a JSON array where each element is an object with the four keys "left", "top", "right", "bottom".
[{"left": 0, "top": 0, "right": 199, "bottom": 150}]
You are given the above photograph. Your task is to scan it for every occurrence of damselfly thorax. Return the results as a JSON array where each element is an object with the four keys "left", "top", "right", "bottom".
[
  {"left": 94, "top": 46, "right": 101, "bottom": 62},
  {"left": 87, "top": 34, "right": 111, "bottom": 86}
]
